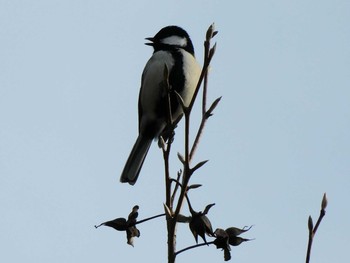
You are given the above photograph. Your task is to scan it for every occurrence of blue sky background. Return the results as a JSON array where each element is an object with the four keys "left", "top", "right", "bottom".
[{"left": 1, "top": 1, "right": 349, "bottom": 262}]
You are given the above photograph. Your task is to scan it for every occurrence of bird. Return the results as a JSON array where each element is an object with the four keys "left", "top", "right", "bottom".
[{"left": 120, "top": 26, "right": 201, "bottom": 185}]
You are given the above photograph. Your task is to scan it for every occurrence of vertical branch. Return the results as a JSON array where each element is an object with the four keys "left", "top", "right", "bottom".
[
  {"left": 184, "top": 110, "right": 191, "bottom": 181},
  {"left": 189, "top": 26, "right": 217, "bottom": 160},
  {"left": 186, "top": 24, "right": 214, "bottom": 112},
  {"left": 173, "top": 23, "right": 217, "bottom": 219},
  {"left": 162, "top": 64, "right": 173, "bottom": 209},
  {"left": 189, "top": 66, "right": 209, "bottom": 160},
  {"left": 306, "top": 216, "right": 314, "bottom": 263},
  {"left": 163, "top": 142, "right": 172, "bottom": 207},
  {"left": 170, "top": 170, "right": 182, "bottom": 206},
  {"left": 165, "top": 24, "right": 218, "bottom": 263},
  {"left": 202, "top": 69, "right": 209, "bottom": 115},
  {"left": 305, "top": 193, "right": 327, "bottom": 263},
  {"left": 160, "top": 64, "right": 177, "bottom": 263},
  {"left": 167, "top": 218, "right": 177, "bottom": 263}
]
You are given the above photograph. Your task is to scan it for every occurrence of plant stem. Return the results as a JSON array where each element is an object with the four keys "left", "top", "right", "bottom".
[
  {"left": 176, "top": 241, "right": 215, "bottom": 256},
  {"left": 313, "top": 209, "right": 326, "bottom": 235},
  {"left": 134, "top": 213, "right": 166, "bottom": 226},
  {"left": 163, "top": 143, "right": 172, "bottom": 208},
  {"left": 173, "top": 111, "right": 191, "bottom": 218},
  {"left": 190, "top": 107, "right": 207, "bottom": 160},
  {"left": 305, "top": 207, "right": 326, "bottom": 263},
  {"left": 202, "top": 65, "right": 208, "bottom": 116},
  {"left": 165, "top": 25, "right": 217, "bottom": 263},
  {"left": 167, "top": 218, "right": 177, "bottom": 263},
  {"left": 306, "top": 224, "right": 313, "bottom": 263}
]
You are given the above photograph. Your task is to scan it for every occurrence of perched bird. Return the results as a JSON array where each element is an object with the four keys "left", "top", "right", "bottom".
[{"left": 120, "top": 26, "right": 201, "bottom": 185}]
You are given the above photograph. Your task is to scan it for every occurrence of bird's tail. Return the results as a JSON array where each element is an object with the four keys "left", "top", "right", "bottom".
[{"left": 120, "top": 134, "right": 152, "bottom": 185}]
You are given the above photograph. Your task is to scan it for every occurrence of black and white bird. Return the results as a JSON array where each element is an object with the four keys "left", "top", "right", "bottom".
[{"left": 120, "top": 26, "right": 201, "bottom": 185}]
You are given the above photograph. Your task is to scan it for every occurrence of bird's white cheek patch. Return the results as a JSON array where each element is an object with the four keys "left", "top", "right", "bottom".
[{"left": 161, "top": 36, "right": 187, "bottom": 47}]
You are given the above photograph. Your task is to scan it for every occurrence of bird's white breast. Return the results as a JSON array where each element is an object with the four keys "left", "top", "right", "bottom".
[
  {"left": 179, "top": 49, "right": 201, "bottom": 107},
  {"left": 140, "top": 49, "right": 201, "bottom": 126}
]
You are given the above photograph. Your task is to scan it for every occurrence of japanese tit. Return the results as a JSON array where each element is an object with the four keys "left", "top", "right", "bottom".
[{"left": 120, "top": 26, "right": 201, "bottom": 185}]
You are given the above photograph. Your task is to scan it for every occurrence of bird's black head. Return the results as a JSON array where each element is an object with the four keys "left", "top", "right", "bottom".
[{"left": 145, "top": 26, "right": 195, "bottom": 56}]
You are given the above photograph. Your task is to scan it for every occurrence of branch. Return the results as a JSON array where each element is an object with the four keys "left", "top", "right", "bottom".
[
  {"left": 175, "top": 241, "right": 215, "bottom": 256},
  {"left": 165, "top": 24, "right": 218, "bottom": 263},
  {"left": 134, "top": 213, "right": 166, "bottom": 226},
  {"left": 305, "top": 193, "right": 327, "bottom": 263},
  {"left": 173, "top": 24, "right": 217, "bottom": 219}
]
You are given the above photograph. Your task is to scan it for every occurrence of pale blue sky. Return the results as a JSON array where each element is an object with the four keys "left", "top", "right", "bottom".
[{"left": 1, "top": 1, "right": 349, "bottom": 262}]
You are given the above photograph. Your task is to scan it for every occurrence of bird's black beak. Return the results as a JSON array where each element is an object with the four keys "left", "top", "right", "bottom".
[{"left": 145, "top": 37, "right": 154, "bottom": 46}]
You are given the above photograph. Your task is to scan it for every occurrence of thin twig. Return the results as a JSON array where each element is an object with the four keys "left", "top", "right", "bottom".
[
  {"left": 305, "top": 193, "right": 327, "bottom": 263},
  {"left": 176, "top": 241, "right": 215, "bottom": 256},
  {"left": 163, "top": 142, "right": 172, "bottom": 207},
  {"left": 190, "top": 59, "right": 210, "bottom": 160},
  {"left": 313, "top": 209, "right": 326, "bottom": 235},
  {"left": 173, "top": 113, "right": 192, "bottom": 218},
  {"left": 306, "top": 216, "right": 314, "bottom": 263},
  {"left": 170, "top": 170, "right": 182, "bottom": 206},
  {"left": 173, "top": 28, "right": 215, "bottom": 219},
  {"left": 162, "top": 64, "right": 173, "bottom": 209},
  {"left": 189, "top": 29, "right": 216, "bottom": 162},
  {"left": 187, "top": 44, "right": 212, "bottom": 112},
  {"left": 134, "top": 213, "right": 166, "bottom": 226},
  {"left": 202, "top": 66, "right": 208, "bottom": 115},
  {"left": 190, "top": 113, "right": 207, "bottom": 160}
]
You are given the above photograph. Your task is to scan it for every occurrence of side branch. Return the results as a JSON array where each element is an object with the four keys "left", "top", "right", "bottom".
[
  {"left": 305, "top": 193, "right": 327, "bottom": 263},
  {"left": 134, "top": 213, "right": 166, "bottom": 226},
  {"left": 176, "top": 241, "right": 215, "bottom": 256}
]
